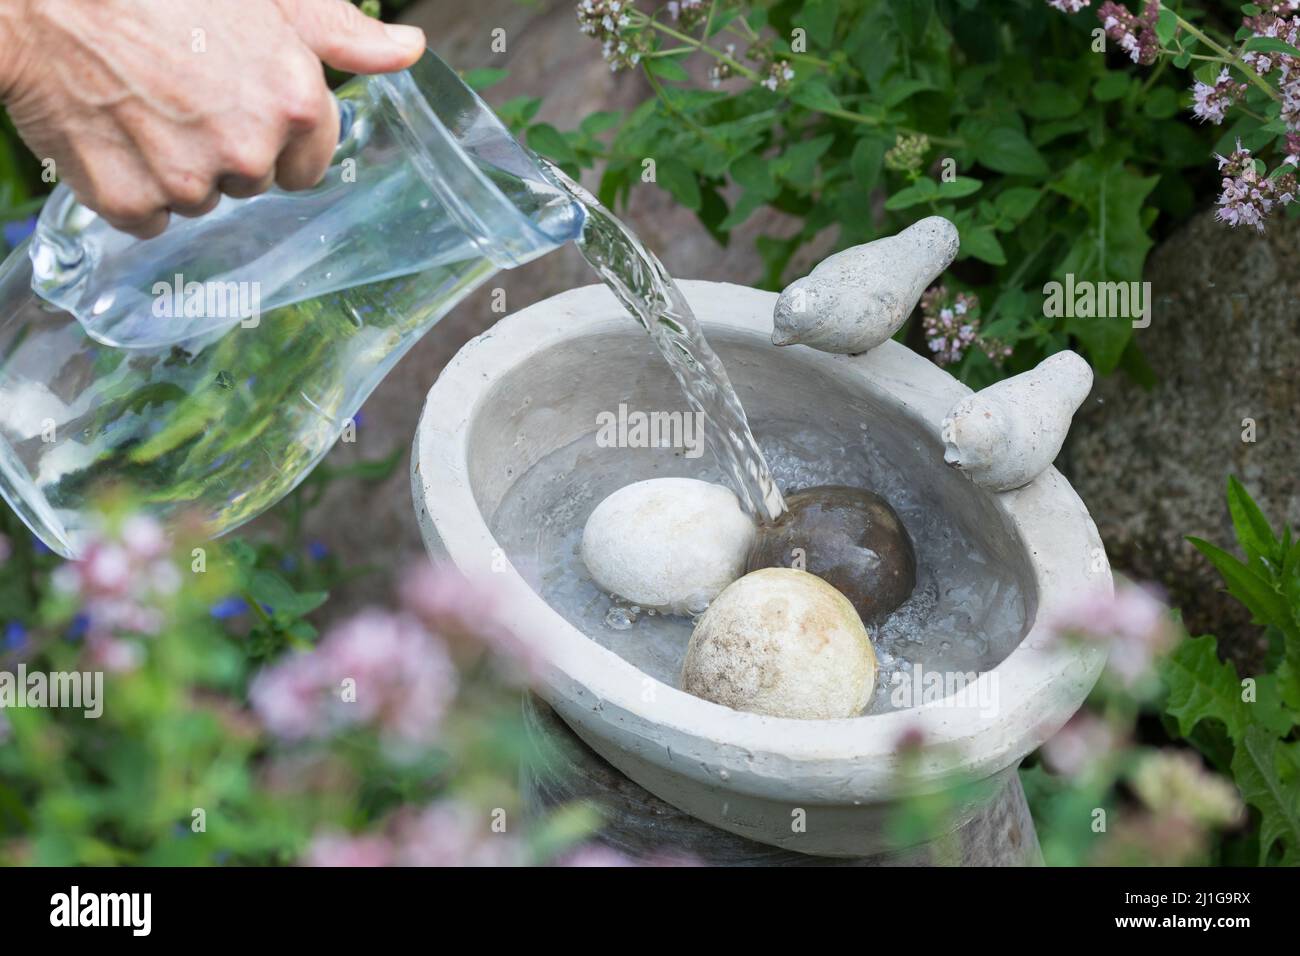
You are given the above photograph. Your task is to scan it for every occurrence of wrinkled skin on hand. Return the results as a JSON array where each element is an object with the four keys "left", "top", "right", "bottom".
[{"left": 0, "top": 0, "right": 425, "bottom": 237}]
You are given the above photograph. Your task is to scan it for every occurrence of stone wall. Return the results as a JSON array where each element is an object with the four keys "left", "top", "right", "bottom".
[{"left": 1067, "top": 207, "right": 1300, "bottom": 671}]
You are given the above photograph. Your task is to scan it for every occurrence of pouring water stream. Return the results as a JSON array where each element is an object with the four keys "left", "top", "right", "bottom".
[{"left": 545, "top": 164, "right": 787, "bottom": 524}]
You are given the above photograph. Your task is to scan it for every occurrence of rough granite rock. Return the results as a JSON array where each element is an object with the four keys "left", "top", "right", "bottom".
[{"left": 1067, "top": 207, "right": 1300, "bottom": 672}]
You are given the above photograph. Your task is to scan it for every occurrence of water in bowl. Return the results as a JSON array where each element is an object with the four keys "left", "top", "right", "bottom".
[
  {"left": 492, "top": 420, "right": 1027, "bottom": 714},
  {"left": 528, "top": 168, "right": 1026, "bottom": 713}
]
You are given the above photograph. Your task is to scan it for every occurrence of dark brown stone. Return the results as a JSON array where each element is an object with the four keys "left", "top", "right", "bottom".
[{"left": 745, "top": 485, "right": 916, "bottom": 624}]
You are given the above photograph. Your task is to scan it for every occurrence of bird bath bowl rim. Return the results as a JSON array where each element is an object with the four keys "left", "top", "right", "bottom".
[{"left": 413, "top": 280, "right": 1109, "bottom": 829}]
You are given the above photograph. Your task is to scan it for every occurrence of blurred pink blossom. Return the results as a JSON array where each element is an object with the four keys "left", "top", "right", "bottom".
[
  {"left": 303, "top": 832, "right": 394, "bottom": 868},
  {"left": 390, "top": 801, "right": 524, "bottom": 867},
  {"left": 557, "top": 844, "right": 639, "bottom": 867},
  {"left": 85, "top": 634, "right": 146, "bottom": 674},
  {"left": 50, "top": 515, "right": 179, "bottom": 641},
  {"left": 400, "top": 561, "right": 543, "bottom": 682},
  {"left": 251, "top": 609, "right": 457, "bottom": 748},
  {"left": 1041, "top": 711, "right": 1120, "bottom": 777},
  {"left": 302, "top": 800, "right": 526, "bottom": 867},
  {"left": 1049, "top": 579, "right": 1177, "bottom": 686}
]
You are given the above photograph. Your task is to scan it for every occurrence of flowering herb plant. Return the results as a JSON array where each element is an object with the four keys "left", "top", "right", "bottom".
[
  {"left": 499, "top": 2, "right": 1278, "bottom": 387},
  {"left": 0, "top": 478, "right": 606, "bottom": 866}
]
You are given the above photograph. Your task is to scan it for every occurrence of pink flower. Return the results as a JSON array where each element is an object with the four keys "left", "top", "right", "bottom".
[
  {"left": 389, "top": 801, "right": 524, "bottom": 867},
  {"left": 1047, "top": 0, "right": 1090, "bottom": 12},
  {"left": 303, "top": 832, "right": 394, "bottom": 868},
  {"left": 1191, "top": 68, "right": 1247, "bottom": 125},
  {"left": 50, "top": 516, "right": 182, "bottom": 644},
  {"left": 400, "top": 562, "right": 543, "bottom": 682},
  {"left": 558, "top": 844, "right": 639, "bottom": 867},
  {"left": 1213, "top": 141, "right": 1298, "bottom": 233},
  {"left": 1041, "top": 711, "right": 1120, "bottom": 777},
  {"left": 85, "top": 634, "right": 146, "bottom": 673},
  {"left": 1049, "top": 579, "right": 1178, "bottom": 686},
  {"left": 121, "top": 515, "right": 168, "bottom": 561},
  {"left": 251, "top": 609, "right": 457, "bottom": 748},
  {"left": 1097, "top": 1, "right": 1160, "bottom": 64},
  {"left": 666, "top": 0, "right": 704, "bottom": 24},
  {"left": 919, "top": 285, "right": 1010, "bottom": 367}
]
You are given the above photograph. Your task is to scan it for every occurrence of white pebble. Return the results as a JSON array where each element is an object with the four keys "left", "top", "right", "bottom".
[{"left": 581, "top": 477, "right": 757, "bottom": 615}]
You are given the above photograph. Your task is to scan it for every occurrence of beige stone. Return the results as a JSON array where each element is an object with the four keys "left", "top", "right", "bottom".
[{"left": 682, "top": 568, "right": 876, "bottom": 720}]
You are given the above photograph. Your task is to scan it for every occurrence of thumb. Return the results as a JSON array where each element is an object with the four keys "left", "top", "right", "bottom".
[{"left": 282, "top": 0, "right": 426, "bottom": 74}]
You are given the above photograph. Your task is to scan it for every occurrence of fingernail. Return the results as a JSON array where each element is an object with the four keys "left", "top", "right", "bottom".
[{"left": 384, "top": 23, "right": 426, "bottom": 50}]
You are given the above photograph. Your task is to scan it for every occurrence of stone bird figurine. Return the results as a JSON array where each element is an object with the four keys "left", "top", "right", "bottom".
[
  {"left": 772, "top": 216, "right": 960, "bottom": 354},
  {"left": 940, "top": 350, "right": 1093, "bottom": 492}
]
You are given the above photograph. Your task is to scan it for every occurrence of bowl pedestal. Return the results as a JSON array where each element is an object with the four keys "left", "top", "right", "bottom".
[{"left": 522, "top": 696, "right": 1042, "bottom": 866}]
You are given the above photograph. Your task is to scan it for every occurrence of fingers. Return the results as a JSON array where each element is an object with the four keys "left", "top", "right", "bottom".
[
  {"left": 280, "top": 0, "right": 426, "bottom": 75},
  {"left": 73, "top": 151, "right": 173, "bottom": 240},
  {"left": 222, "top": 48, "right": 337, "bottom": 196},
  {"left": 273, "top": 56, "right": 340, "bottom": 190}
]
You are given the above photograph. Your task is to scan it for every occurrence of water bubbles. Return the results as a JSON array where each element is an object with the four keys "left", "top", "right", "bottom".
[
  {"left": 604, "top": 605, "right": 637, "bottom": 630},
  {"left": 685, "top": 596, "right": 711, "bottom": 616},
  {"left": 493, "top": 419, "right": 1028, "bottom": 715}
]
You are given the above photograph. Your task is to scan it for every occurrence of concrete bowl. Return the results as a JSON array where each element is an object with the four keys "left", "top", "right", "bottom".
[{"left": 413, "top": 280, "right": 1109, "bottom": 856}]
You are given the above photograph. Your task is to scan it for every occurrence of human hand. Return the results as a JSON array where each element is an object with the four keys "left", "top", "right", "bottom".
[{"left": 0, "top": 0, "right": 426, "bottom": 238}]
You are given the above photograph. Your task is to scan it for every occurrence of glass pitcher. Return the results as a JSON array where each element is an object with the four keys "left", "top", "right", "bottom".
[{"left": 0, "top": 51, "right": 584, "bottom": 558}]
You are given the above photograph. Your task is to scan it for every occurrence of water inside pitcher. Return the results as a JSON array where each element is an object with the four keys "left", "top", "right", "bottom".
[{"left": 0, "top": 51, "right": 585, "bottom": 557}]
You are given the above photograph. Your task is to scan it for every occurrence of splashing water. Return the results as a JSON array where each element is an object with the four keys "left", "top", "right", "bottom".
[{"left": 547, "top": 165, "right": 786, "bottom": 523}]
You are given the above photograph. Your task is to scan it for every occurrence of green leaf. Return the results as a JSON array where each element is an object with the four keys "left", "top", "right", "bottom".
[
  {"left": 1231, "top": 727, "right": 1300, "bottom": 865},
  {"left": 245, "top": 570, "right": 327, "bottom": 619},
  {"left": 850, "top": 136, "right": 888, "bottom": 193},
  {"left": 1162, "top": 635, "right": 1246, "bottom": 742},
  {"left": 772, "top": 134, "right": 834, "bottom": 187},
  {"left": 1226, "top": 476, "right": 1280, "bottom": 565},
  {"left": 1155, "top": 8, "right": 1178, "bottom": 46},
  {"left": 791, "top": 79, "right": 843, "bottom": 113},
  {"left": 884, "top": 179, "right": 939, "bottom": 210},
  {"left": 580, "top": 111, "right": 622, "bottom": 136},
  {"left": 655, "top": 158, "right": 701, "bottom": 211},
  {"left": 994, "top": 186, "right": 1041, "bottom": 222},
  {"left": 1022, "top": 82, "right": 1084, "bottom": 121},
  {"left": 973, "top": 127, "right": 1049, "bottom": 177},
  {"left": 1093, "top": 72, "right": 1131, "bottom": 103},
  {"left": 462, "top": 68, "right": 508, "bottom": 92},
  {"left": 495, "top": 96, "right": 542, "bottom": 130},
  {"left": 645, "top": 57, "right": 690, "bottom": 82},
  {"left": 1048, "top": 157, "right": 1159, "bottom": 372},
  {"left": 1143, "top": 86, "right": 1180, "bottom": 119},
  {"left": 937, "top": 176, "right": 982, "bottom": 199},
  {"left": 1245, "top": 36, "right": 1300, "bottom": 59},
  {"left": 802, "top": 0, "right": 840, "bottom": 48},
  {"left": 526, "top": 123, "right": 577, "bottom": 165},
  {"left": 879, "top": 78, "right": 937, "bottom": 109},
  {"left": 1190, "top": 536, "right": 1292, "bottom": 632},
  {"left": 891, "top": 0, "right": 934, "bottom": 45},
  {"left": 960, "top": 225, "right": 1006, "bottom": 265}
]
